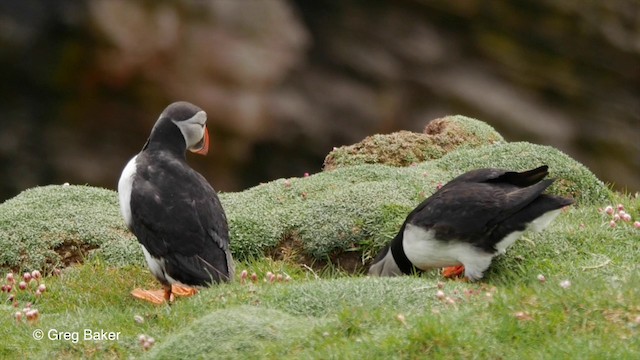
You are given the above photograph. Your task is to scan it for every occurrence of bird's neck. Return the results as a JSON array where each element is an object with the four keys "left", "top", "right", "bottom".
[
  {"left": 143, "top": 121, "right": 186, "bottom": 158},
  {"left": 390, "top": 223, "right": 422, "bottom": 275}
]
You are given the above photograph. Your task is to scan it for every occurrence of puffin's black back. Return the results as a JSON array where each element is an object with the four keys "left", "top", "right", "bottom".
[
  {"left": 129, "top": 119, "right": 232, "bottom": 285},
  {"left": 406, "top": 165, "right": 573, "bottom": 252}
]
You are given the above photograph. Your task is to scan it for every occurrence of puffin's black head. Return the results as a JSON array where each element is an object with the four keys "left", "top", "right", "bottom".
[{"left": 145, "top": 101, "right": 210, "bottom": 155}]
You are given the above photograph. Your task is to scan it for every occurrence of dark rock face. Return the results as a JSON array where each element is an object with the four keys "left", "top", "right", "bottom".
[{"left": 0, "top": 0, "right": 637, "bottom": 200}]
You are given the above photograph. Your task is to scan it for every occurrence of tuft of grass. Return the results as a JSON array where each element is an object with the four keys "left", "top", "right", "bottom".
[
  {"left": 144, "top": 306, "right": 318, "bottom": 359},
  {"left": 323, "top": 115, "right": 504, "bottom": 170}
]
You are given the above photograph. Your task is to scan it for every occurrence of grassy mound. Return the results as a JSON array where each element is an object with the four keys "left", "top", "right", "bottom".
[
  {"left": 145, "top": 306, "right": 317, "bottom": 359},
  {"left": 323, "top": 115, "right": 504, "bottom": 170},
  {"left": 223, "top": 141, "right": 608, "bottom": 266},
  {"left": 0, "top": 185, "right": 142, "bottom": 273}
]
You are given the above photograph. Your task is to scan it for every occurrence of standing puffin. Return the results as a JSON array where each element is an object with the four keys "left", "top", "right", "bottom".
[
  {"left": 369, "top": 165, "right": 573, "bottom": 280},
  {"left": 118, "top": 101, "right": 234, "bottom": 304}
]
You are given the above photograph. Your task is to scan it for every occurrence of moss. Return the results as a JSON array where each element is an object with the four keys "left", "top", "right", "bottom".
[
  {"left": 145, "top": 306, "right": 317, "bottom": 359},
  {"left": 220, "top": 164, "right": 443, "bottom": 263},
  {"left": 0, "top": 185, "right": 142, "bottom": 273},
  {"left": 323, "top": 115, "right": 504, "bottom": 170},
  {"left": 258, "top": 276, "right": 455, "bottom": 317}
]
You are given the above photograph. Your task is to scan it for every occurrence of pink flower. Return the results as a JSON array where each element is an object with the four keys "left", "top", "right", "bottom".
[
  {"left": 37, "top": 284, "right": 46, "bottom": 293},
  {"left": 31, "top": 270, "right": 41, "bottom": 280},
  {"left": 634, "top": 221, "right": 640, "bottom": 229},
  {"left": 23, "top": 272, "right": 32, "bottom": 282},
  {"left": 609, "top": 220, "right": 617, "bottom": 228},
  {"left": 514, "top": 311, "right": 533, "bottom": 321},
  {"left": 617, "top": 204, "right": 625, "bottom": 211},
  {"left": 18, "top": 281, "right": 27, "bottom": 290},
  {"left": 621, "top": 213, "right": 632, "bottom": 222},
  {"left": 537, "top": 274, "right": 546, "bottom": 283},
  {"left": 25, "top": 309, "right": 39, "bottom": 322},
  {"left": 435, "top": 290, "right": 445, "bottom": 300},
  {"left": 604, "top": 206, "right": 614, "bottom": 215}
]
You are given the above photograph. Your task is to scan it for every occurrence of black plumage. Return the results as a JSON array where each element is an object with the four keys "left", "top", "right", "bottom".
[
  {"left": 369, "top": 165, "right": 573, "bottom": 279},
  {"left": 119, "top": 102, "right": 233, "bottom": 301}
]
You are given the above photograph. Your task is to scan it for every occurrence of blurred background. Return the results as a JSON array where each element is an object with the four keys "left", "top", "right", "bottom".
[{"left": 0, "top": 0, "right": 638, "bottom": 202}]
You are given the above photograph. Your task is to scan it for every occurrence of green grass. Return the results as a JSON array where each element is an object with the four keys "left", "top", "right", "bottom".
[{"left": 0, "top": 191, "right": 638, "bottom": 359}]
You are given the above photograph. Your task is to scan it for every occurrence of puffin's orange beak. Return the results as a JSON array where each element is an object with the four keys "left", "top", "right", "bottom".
[{"left": 191, "top": 126, "right": 209, "bottom": 155}]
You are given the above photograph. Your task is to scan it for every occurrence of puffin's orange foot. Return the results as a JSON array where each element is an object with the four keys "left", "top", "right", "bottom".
[
  {"left": 171, "top": 284, "right": 198, "bottom": 297},
  {"left": 131, "top": 289, "right": 167, "bottom": 304},
  {"left": 442, "top": 265, "right": 465, "bottom": 278},
  {"left": 131, "top": 284, "right": 198, "bottom": 304}
]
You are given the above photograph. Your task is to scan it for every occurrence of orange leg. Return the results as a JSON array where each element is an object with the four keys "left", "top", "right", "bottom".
[
  {"left": 442, "top": 265, "right": 465, "bottom": 279},
  {"left": 131, "top": 284, "right": 199, "bottom": 304}
]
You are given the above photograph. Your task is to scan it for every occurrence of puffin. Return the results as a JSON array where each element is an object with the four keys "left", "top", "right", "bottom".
[
  {"left": 118, "top": 101, "right": 234, "bottom": 304},
  {"left": 368, "top": 165, "right": 573, "bottom": 280}
]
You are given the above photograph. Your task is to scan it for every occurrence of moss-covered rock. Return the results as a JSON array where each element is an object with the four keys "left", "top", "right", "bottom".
[
  {"left": 323, "top": 115, "right": 504, "bottom": 170},
  {"left": 0, "top": 116, "right": 612, "bottom": 273},
  {"left": 0, "top": 185, "right": 142, "bottom": 273}
]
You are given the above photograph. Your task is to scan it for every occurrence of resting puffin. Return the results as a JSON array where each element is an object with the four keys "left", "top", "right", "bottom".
[
  {"left": 368, "top": 165, "right": 573, "bottom": 280},
  {"left": 118, "top": 101, "right": 234, "bottom": 304}
]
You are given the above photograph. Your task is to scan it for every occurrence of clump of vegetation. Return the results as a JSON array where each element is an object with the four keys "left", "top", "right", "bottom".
[
  {"left": 323, "top": 115, "right": 504, "bottom": 170},
  {"left": 0, "top": 185, "right": 142, "bottom": 273},
  {"left": 144, "top": 306, "right": 317, "bottom": 359}
]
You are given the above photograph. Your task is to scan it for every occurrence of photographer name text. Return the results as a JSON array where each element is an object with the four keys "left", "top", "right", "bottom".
[{"left": 33, "top": 328, "right": 121, "bottom": 343}]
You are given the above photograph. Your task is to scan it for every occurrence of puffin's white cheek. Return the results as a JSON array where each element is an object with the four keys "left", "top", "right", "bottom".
[{"left": 179, "top": 124, "right": 203, "bottom": 149}]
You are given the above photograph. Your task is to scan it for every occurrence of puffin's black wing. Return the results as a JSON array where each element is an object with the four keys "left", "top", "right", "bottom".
[
  {"left": 407, "top": 166, "right": 556, "bottom": 250},
  {"left": 130, "top": 154, "right": 232, "bottom": 286}
]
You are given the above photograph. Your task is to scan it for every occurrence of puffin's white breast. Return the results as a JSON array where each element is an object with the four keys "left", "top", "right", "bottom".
[
  {"left": 402, "top": 223, "right": 484, "bottom": 269},
  {"left": 117, "top": 155, "right": 138, "bottom": 229}
]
